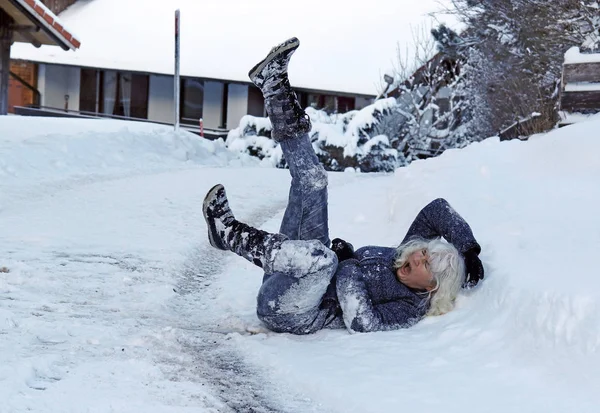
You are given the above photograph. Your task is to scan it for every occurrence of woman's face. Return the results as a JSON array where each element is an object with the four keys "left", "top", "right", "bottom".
[{"left": 396, "top": 249, "right": 435, "bottom": 291}]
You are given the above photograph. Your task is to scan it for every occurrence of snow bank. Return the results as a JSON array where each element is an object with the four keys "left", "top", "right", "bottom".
[{"left": 0, "top": 117, "right": 248, "bottom": 187}]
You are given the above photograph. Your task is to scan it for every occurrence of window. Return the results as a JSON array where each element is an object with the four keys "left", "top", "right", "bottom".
[
  {"left": 80, "top": 70, "right": 149, "bottom": 119},
  {"left": 247, "top": 85, "right": 265, "bottom": 117},
  {"left": 130, "top": 74, "right": 149, "bottom": 119},
  {"left": 181, "top": 78, "right": 204, "bottom": 124},
  {"left": 337, "top": 96, "right": 355, "bottom": 113},
  {"left": 308, "top": 94, "right": 337, "bottom": 114},
  {"left": 79, "top": 69, "right": 99, "bottom": 113}
]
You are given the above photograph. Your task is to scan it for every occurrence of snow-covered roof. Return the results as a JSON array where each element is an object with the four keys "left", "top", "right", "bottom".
[
  {"left": 564, "top": 46, "right": 600, "bottom": 64},
  {"left": 9, "top": 0, "right": 458, "bottom": 96},
  {"left": 1, "top": 0, "right": 80, "bottom": 50}
]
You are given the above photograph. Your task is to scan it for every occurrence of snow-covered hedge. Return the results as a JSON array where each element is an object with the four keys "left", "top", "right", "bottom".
[{"left": 226, "top": 98, "right": 407, "bottom": 173}]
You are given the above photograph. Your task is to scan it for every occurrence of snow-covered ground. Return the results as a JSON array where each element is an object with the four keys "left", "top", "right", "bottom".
[{"left": 1, "top": 116, "right": 600, "bottom": 412}]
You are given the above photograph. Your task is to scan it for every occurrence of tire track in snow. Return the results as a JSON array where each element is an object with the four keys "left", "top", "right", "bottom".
[{"left": 171, "top": 202, "right": 326, "bottom": 413}]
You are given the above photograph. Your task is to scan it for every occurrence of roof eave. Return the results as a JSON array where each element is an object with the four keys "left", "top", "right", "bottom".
[{"left": 7, "top": 0, "right": 80, "bottom": 51}]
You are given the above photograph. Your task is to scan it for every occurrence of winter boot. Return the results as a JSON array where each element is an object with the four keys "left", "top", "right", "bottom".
[
  {"left": 203, "top": 184, "right": 287, "bottom": 268},
  {"left": 248, "top": 37, "right": 311, "bottom": 142}
]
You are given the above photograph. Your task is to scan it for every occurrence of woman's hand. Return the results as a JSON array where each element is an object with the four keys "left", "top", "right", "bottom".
[
  {"left": 463, "top": 249, "right": 484, "bottom": 288},
  {"left": 331, "top": 238, "right": 355, "bottom": 262}
]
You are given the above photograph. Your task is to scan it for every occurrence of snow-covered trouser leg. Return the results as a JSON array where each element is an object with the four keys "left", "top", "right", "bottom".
[
  {"left": 278, "top": 134, "right": 330, "bottom": 247},
  {"left": 203, "top": 184, "right": 287, "bottom": 269},
  {"left": 257, "top": 240, "right": 338, "bottom": 335},
  {"left": 249, "top": 38, "right": 328, "bottom": 244}
]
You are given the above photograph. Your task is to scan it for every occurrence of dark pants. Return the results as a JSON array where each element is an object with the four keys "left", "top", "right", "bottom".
[{"left": 256, "top": 134, "right": 339, "bottom": 334}]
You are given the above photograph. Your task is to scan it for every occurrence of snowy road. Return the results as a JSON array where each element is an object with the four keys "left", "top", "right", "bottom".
[
  {"left": 0, "top": 162, "right": 335, "bottom": 412},
  {"left": 2, "top": 117, "right": 600, "bottom": 412}
]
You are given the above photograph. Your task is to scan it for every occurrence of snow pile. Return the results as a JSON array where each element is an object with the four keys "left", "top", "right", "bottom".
[
  {"left": 225, "top": 115, "right": 281, "bottom": 167},
  {"left": 226, "top": 98, "right": 405, "bottom": 172},
  {"left": 0, "top": 117, "right": 250, "bottom": 190}
]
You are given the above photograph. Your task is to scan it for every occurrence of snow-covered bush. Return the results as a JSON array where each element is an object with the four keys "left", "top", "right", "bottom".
[
  {"left": 225, "top": 115, "right": 282, "bottom": 167},
  {"left": 226, "top": 99, "right": 406, "bottom": 173}
]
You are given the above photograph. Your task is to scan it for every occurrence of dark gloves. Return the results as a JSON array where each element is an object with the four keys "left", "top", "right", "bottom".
[
  {"left": 331, "top": 238, "right": 355, "bottom": 262},
  {"left": 462, "top": 248, "right": 484, "bottom": 288}
]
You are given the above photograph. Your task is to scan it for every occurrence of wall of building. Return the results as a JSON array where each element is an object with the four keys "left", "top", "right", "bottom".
[
  {"left": 38, "top": 64, "right": 80, "bottom": 111},
  {"left": 226, "top": 83, "right": 248, "bottom": 129},
  {"left": 7, "top": 61, "right": 37, "bottom": 113},
  {"left": 203, "top": 81, "right": 224, "bottom": 129},
  {"left": 147, "top": 74, "right": 174, "bottom": 124}
]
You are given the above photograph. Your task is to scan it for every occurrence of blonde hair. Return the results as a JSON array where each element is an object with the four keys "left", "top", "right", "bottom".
[{"left": 393, "top": 238, "right": 465, "bottom": 316}]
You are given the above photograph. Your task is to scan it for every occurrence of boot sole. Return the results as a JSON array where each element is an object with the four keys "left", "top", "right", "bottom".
[
  {"left": 248, "top": 37, "right": 300, "bottom": 83},
  {"left": 203, "top": 184, "right": 228, "bottom": 250}
]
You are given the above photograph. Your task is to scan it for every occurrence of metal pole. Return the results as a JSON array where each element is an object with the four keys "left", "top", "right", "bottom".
[
  {"left": 0, "top": 12, "right": 13, "bottom": 116},
  {"left": 174, "top": 9, "right": 181, "bottom": 132}
]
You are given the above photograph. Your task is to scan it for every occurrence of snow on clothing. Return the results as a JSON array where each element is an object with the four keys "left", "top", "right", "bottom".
[{"left": 255, "top": 132, "right": 481, "bottom": 334}]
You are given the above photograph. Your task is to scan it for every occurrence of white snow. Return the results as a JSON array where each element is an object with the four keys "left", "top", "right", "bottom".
[
  {"left": 9, "top": 0, "right": 459, "bottom": 96},
  {"left": 564, "top": 46, "right": 600, "bottom": 64},
  {"left": 227, "top": 99, "right": 402, "bottom": 166},
  {"left": 16, "top": 0, "right": 81, "bottom": 47},
  {"left": 558, "top": 111, "right": 600, "bottom": 124},
  {"left": 564, "top": 82, "right": 600, "bottom": 92},
  {"left": 2, "top": 114, "right": 600, "bottom": 412}
]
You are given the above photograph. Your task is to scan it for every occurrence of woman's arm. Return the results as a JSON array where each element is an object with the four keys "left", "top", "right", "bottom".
[
  {"left": 403, "top": 198, "right": 484, "bottom": 286},
  {"left": 402, "top": 198, "right": 481, "bottom": 255},
  {"left": 336, "top": 260, "right": 425, "bottom": 333}
]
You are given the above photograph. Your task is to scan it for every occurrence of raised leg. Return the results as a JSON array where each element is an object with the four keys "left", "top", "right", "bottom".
[
  {"left": 248, "top": 38, "right": 330, "bottom": 246},
  {"left": 278, "top": 134, "right": 330, "bottom": 246},
  {"left": 245, "top": 38, "right": 337, "bottom": 333}
]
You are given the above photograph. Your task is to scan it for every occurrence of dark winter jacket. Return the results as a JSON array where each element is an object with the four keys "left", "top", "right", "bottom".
[
  {"left": 334, "top": 246, "right": 430, "bottom": 332},
  {"left": 323, "top": 198, "right": 481, "bottom": 333}
]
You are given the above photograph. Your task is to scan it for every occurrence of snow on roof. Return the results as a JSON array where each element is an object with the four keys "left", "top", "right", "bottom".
[
  {"left": 9, "top": 0, "right": 458, "bottom": 96},
  {"left": 564, "top": 82, "right": 600, "bottom": 92},
  {"left": 2, "top": 0, "right": 81, "bottom": 50},
  {"left": 564, "top": 46, "right": 600, "bottom": 64}
]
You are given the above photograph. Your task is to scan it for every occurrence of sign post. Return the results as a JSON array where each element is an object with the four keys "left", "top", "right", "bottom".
[
  {"left": 174, "top": 9, "right": 181, "bottom": 132},
  {"left": 0, "top": 17, "right": 13, "bottom": 116}
]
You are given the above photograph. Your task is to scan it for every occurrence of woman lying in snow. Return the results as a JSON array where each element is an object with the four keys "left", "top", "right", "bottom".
[{"left": 203, "top": 38, "right": 484, "bottom": 334}]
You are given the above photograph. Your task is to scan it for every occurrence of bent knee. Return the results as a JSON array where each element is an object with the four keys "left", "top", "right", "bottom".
[
  {"left": 299, "top": 164, "right": 328, "bottom": 192},
  {"left": 272, "top": 239, "right": 337, "bottom": 275}
]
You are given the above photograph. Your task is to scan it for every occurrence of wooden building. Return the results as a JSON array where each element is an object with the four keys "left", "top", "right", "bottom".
[{"left": 559, "top": 47, "right": 600, "bottom": 126}]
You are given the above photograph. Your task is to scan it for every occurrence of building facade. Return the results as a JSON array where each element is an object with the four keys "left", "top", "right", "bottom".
[
  {"left": 7, "top": 0, "right": 375, "bottom": 131},
  {"left": 8, "top": 60, "right": 374, "bottom": 134}
]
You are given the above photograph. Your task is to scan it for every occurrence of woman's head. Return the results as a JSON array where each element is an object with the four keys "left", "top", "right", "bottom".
[{"left": 393, "top": 238, "right": 465, "bottom": 316}]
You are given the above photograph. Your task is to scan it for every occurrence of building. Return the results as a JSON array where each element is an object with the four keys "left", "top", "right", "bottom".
[
  {"left": 8, "top": 0, "right": 376, "bottom": 137},
  {"left": 0, "top": 0, "right": 79, "bottom": 115},
  {"left": 558, "top": 46, "right": 600, "bottom": 127}
]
